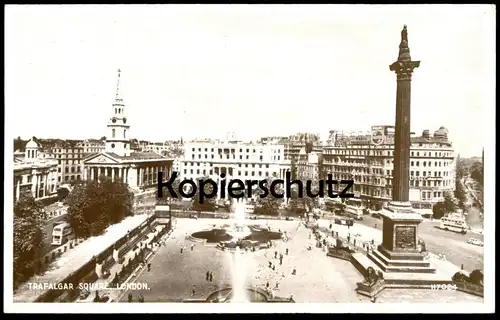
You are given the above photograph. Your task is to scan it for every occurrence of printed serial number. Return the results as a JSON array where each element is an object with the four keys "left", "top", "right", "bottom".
[{"left": 430, "top": 284, "right": 457, "bottom": 291}]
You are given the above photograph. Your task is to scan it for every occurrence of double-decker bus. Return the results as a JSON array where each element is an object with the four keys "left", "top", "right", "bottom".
[
  {"left": 439, "top": 214, "right": 468, "bottom": 234},
  {"left": 345, "top": 198, "right": 363, "bottom": 220},
  {"left": 51, "top": 222, "right": 74, "bottom": 245}
]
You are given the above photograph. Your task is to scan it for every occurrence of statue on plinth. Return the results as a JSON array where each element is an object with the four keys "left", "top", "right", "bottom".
[{"left": 401, "top": 25, "right": 408, "bottom": 42}]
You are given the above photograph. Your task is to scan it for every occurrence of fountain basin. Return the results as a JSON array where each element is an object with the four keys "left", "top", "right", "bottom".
[
  {"left": 190, "top": 225, "right": 282, "bottom": 251},
  {"left": 206, "top": 286, "right": 270, "bottom": 303}
]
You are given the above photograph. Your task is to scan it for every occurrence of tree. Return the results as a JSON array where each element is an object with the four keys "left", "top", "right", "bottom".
[
  {"left": 443, "top": 191, "right": 459, "bottom": 212},
  {"left": 469, "top": 269, "right": 484, "bottom": 285},
  {"left": 470, "top": 161, "right": 483, "bottom": 186},
  {"left": 433, "top": 191, "right": 458, "bottom": 219},
  {"left": 65, "top": 176, "right": 134, "bottom": 238},
  {"left": 191, "top": 176, "right": 217, "bottom": 212},
  {"left": 14, "top": 136, "right": 25, "bottom": 152},
  {"left": 454, "top": 179, "right": 467, "bottom": 209},
  {"left": 13, "top": 193, "right": 46, "bottom": 287},
  {"left": 254, "top": 178, "right": 281, "bottom": 216}
]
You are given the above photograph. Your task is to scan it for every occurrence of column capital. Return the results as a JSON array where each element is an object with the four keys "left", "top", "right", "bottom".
[{"left": 390, "top": 60, "right": 420, "bottom": 81}]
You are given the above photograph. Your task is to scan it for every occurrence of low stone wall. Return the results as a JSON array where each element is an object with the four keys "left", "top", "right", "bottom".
[
  {"left": 455, "top": 281, "right": 484, "bottom": 297},
  {"left": 327, "top": 247, "right": 354, "bottom": 261}
]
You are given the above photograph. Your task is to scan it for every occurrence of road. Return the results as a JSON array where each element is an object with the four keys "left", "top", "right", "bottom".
[
  {"left": 461, "top": 177, "right": 484, "bottom": 229},
  {"left": 355, "top": 214, "right": 484, "bottom": 272}
]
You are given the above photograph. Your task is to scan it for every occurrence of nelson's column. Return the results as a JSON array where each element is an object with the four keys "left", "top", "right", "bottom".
[{"left": 365, "top": 26, "right": 436, "bottom": 273}]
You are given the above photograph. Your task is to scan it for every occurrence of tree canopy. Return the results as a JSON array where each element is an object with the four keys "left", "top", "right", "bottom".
[
  {"left": 470, "top": 161, "right": 483, "bottom": 186},
  {"left": 433, "top": 191, "right": 459, "bottom": 219},
  {"left": 65, "top": 175, "right": 134, "bottom": 238},
  {"left": 254, "top": 178, "right": 281, "bottom": 216},
  {"left": 13, "top": 192, "right": 46, "bottom": 287}
]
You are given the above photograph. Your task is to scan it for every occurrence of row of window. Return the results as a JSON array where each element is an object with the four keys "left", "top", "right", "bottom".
[
  {"left": 184, "top": 162, "right": 271, "bottom": 169},
  {"left": 58, "top": 167, "right": 82, "bottom": 173},
  {"left": 189, "top": 147, "right": 283, "bottom": 154},
  {"left": 411, "top": 171, "right": 450, "bottom": 177},
  {"left": 324, "top": 149, "right": 454, "bottom": 158},
  {"left": 190, "top": 154, "right": 281, "bottom": 161},
  {"left": 58, "top": 160, "right": 82, "bottom": 165},
  {"left": 411, "top": 160, "right": 452, "bottom": 167},
  {"left": 52, "top": 148, "right": 83, "bottom": 153},
  {"left": 183, "top": 169, "right": 275, "bottom": 178}
]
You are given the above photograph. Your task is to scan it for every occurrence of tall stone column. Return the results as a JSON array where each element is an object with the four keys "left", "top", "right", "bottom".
[
  {"left": 355, "top": 26, "right": 436, "bottom": 276},
  {"left": 111, "top": 167, "right": 115, "bottom": 181},
  {"left": 390, "top": 26, "right": 420, "bottom": 203}
]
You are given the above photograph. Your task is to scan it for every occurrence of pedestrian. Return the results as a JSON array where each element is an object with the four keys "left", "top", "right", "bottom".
[
  {"left": 209, "top": 272, "right": 213, "bottom": 282},
  {"left": 268, "top": 261, "right": 272, "bottom": 268},
  {"left": 266, "top": 281, "right": 270, "bottom": 289},
  {"left": 286, "top": 248, "right": 289, "bottom": 255},
  {"left": 329, "top": 223, "right": 332, "bottom": 230},
  {"left": 128, "top": 292, "right": 133, "bottom": 303},
  {"left": 274, "top": 251, "right": 278, "bottom": 259},
  {"left": 280, "top": 253, "right": 283, "bottom": 260},
  {"left": 191, "top": 285, "right": 196, "bottom": 296},
  {"left": 275, "top": 282, "right": 279, "bottom": 289},
  {"left": 180, "top": 246, "right": 184, "bottom": 254},
  {"left": 371, "top": 239, "right": 375, "bottom": 245},
  {"left": 138, "top": 293, "right": 144, "bottom": 303},
  {"left": 272, "top": 265, "right": 276, "bottom": 271},
  {"left": 191, "top": 244, "right": 194, "bottom": 251},
  {"left": 292, "top": 267, "right": 296, "bottom": 275},
  {"left": 461, "top": 264, "right": 464, "bottom": 270},
  {"left": 279, "top": 258, "right": 283, "bottom": 265},
  {"left": 354, "top": 239, "right": 357, "bottom": 247},
  {"left": 147, "top": 263, "right": 151, "bottom": 272},
  {"left": 206, "top": 271, "right": 210, "bottom": 281}
]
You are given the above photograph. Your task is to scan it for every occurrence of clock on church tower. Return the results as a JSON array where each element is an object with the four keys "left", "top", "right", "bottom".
[{"left": 105, "top": 69, "right": 131, "bottom": 157}]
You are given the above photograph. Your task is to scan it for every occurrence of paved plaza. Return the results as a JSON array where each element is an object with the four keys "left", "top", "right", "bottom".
[{"left": 122, "top": 218, "right": 484, "bottom": 303}]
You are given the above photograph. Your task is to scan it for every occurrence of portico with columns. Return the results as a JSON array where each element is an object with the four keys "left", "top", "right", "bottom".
[{"left": 82, "top": 69, "right": 173, "bottom": 189}]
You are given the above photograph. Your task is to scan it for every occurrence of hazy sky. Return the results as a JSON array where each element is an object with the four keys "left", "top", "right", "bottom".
[{"left": 5, "top": 5, "right": 495, "bottom": 157}]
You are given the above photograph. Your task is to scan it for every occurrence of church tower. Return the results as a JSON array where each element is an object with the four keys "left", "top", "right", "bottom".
[{"left": 105, "top": 69, "right": 131, "bottom": 157}]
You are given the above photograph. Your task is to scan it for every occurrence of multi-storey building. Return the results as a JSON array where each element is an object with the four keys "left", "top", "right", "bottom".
[
  {"left": 260, "top": 133, "right": 323, "bottom": 168},
  {"left": 78, "top": 138, "right": 106, "bottom": 155},
  {"left": 322, "top": 125, "right": 456, "bottom": 208},
  {"left": 47, "top": 140, "right": 85, "bottom": 183},
  {"left": 181, "top": 141, "right": 291, "bottom": 182},
  {"left": 13, "top": 139, "right": 58, "bottom": 202},
  {"left": 296, "top": 149, "right": 322, "bottom": 182}
]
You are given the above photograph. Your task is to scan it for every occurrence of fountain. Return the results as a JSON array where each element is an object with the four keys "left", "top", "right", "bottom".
[
  {"left": 190, "top": 197, "right": 282, "bottom": 248},
  {"left": 228, "top": 246, "right": 249, "bottom": 302},
  {"left": 189, "top": 198, "right": 291, "bottom": 302},
  {"left": 225, "top": 198, "right": 252, "bottom": 241}
]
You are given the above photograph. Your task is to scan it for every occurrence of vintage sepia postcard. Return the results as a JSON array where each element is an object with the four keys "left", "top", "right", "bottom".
[{"left": 4, "top": 4, "right": 495, "bottom": 314}]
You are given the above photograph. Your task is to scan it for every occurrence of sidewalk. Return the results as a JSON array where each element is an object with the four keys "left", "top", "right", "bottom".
[
  {"left": 13, "top": 214, "right": 150, "bottom": 302},
  {"left": 76, "top": 224, "right": 168, "bottom": 303}
]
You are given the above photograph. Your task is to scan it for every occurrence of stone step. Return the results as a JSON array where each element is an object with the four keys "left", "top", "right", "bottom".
[
  {"left": 371, "top": 250, "right": 431, "bottom": 267},
  {"left": 367, "top": 251, "right": 436, "bottom": 274}
]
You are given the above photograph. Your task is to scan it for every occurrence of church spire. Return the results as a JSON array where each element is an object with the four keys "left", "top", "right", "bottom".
[{"left": 115, "top": 68, "right": 121, "bottom": 99}]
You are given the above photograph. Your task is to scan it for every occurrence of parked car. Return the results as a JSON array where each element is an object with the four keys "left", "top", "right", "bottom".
[{"left": 467, "top": 238, "right": 484, "bottom": 246}]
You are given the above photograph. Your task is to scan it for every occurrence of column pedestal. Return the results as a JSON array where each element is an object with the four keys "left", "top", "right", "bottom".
[{"left": 366, "top": 201, "right": 436, "bottom": 273}]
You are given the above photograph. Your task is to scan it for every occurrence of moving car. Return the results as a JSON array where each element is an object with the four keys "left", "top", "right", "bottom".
[{"left": 467, "top": 238, "right": 484, "bottom": 247}]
